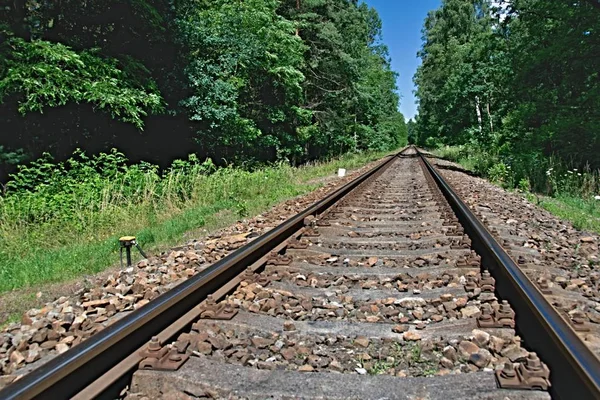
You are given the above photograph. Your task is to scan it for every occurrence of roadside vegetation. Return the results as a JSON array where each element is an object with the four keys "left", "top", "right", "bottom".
[
  {"left": 0, "top": 149, "right": 393, "bottom": 293},
  {"left": 0, "top": 0, "right": 406, "bottom": 180},
  {"left": 412, "top": 0, "right": 600, "bottom": 234},
  {"left": 0, "top": 1, "right": 408, "bottom": 293},
  {"left": 433, "top": 145, "right": 600, "bottom": 234}
]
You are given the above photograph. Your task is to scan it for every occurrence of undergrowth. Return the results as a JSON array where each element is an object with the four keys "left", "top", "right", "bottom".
[
  {"left": 365, "top": 342, "right": 439, "bottom": 377},
  {"left": 0, "top": 148, "right": 391, "bottom": 292},
  {"left": 432, "top": 144, "right": 600, "bottom": 234}
]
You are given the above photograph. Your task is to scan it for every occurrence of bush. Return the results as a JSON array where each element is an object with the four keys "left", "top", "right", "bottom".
[
  {"left": 0, "top": 38, "right": 163, "bottom": 129},
  {"left": 518, "top": 178, "right": 530, "bottom": 193},
  {"left": 431, "top": 143, "right": 600, "bottom": 203},
  {"left": 0, "top": 149, "right": 294, "bottom": 290},
  {"left": 0, "top": 147, "right": 392, "bottom": 291},
  {"left": 488, "top": 162, "right": 511, "bottom": 187}
]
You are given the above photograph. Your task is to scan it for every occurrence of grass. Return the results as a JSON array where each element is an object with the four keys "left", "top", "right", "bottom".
[
  {"left": 533, "top": 194, "right": 600, "bottom": 234},
  {"left": 0, "top": 149, "right": 394, "bottom": 293},
  {"left": 364, "top": 342, "right": 439, "bottom": 377},
  {"left": 431, "top": 144, "right": 600, "bottom": 235}
]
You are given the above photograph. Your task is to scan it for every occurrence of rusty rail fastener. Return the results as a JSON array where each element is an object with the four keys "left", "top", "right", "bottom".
[
  {"left": 537, "top": 277, "right": 552, "bottom": 295},
  {"left": 464, "top": 274, "right": 479, "bottom": 292},
  {"left": 267, "top": 252, "right": 293, "bottom": 265},
  {"left": 198, "top": 295, "right": 238, "bottom": 320},
  {"left": 138, "top": 336, "right": 189, "bottom": 371},
  {"left": 287, "top": 238, "right": 309, "bottom": 249},
  {"left": 242, "top": 268, "right": 270, "bottom": 286},
  {"left": 496, "top": 353, "right": 551, "bottom": 391},
  {"left": 477, "top": 301, "right": 515, "bottom": 329},
  {"left": 302, "top": 216, "right": 321, "bottom": 237},
  {"left": 316, "top": 215, "right": 331, "bottom": 227},
  {"left": 495, "top": 300, "right": 516, "bottom": 328},
  {"left": 570, "top": 311, "right": 591, "bottom": 332},
  {"left": 480, "top": 271, "right": 496, "bottom": 293}
]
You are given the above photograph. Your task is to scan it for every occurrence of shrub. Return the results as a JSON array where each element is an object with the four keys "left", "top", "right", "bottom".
[
  {"left": 0, "top": 147, "right": 391, "bottom": 291},
  {"left": 432, "top": 143, "right": 600, "bottom": 203},
  {"left": 488, "top": 162, "right": 511, "bottom": 187}
]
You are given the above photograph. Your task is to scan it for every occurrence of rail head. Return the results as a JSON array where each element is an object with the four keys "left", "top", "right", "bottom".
[
  {"left": 417, "top": 149, "right": 600, "bottom": 400},
  {"left": 0, "top": 148, "right": 410, "bottom": 400}
]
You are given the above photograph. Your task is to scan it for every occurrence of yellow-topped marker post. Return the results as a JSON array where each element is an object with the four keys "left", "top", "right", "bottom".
[{"left": 119, "top": 236, "right": 148, "bottom": 267}]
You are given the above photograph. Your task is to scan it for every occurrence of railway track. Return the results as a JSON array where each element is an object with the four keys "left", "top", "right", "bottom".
[
  {"left": 431, "top": 158, "right": 600, "bottom": 356},
  {"left": 1, "top": 147, "right": 599, "bottom": 399}
]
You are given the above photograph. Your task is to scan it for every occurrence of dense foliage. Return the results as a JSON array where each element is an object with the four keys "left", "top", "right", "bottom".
[
  {"left": 277, "top": 0, "right": 406, "bottom": 159},
  {"left": 176, "top": 0, "right": 309, "bottom": 162},
  {"left": 0, "top": 0, "right": 406, "bottom": 179},
  {"left": 0, "top": 0, "right": 178, "bottom": 177},
  {"left": 0, "top": 147, "right": 388, "bottom": 291},
  {"left": 414, "top": 0, "right": 600, "bottom": 193},
  {"left": 0, "top": 38, "right": 163, "bottom": 128}
]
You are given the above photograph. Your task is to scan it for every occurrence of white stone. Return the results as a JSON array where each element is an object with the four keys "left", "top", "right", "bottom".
[
  {"left": 461, "top": 306, "right": 481, "bottom": 319},
  {"left": 399, "top": 297, "right": 427, "bottom": 309}
]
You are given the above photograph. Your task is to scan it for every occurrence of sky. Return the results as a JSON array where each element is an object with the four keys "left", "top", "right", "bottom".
[{"left": 363, "top": 0, "right": 441, "bottom": 121}]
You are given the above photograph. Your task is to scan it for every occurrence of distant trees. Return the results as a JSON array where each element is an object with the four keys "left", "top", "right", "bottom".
[
  {"left": 414, "top": 0, "right": 600, "bottom": 167},
  {"left": 407, "top": 119, "right": 417, "bottom": 144},
  {"left": 0, "top": 0, "right": 406, "bottom": 179},
  {"left": 277, "top": 0, "right": 406, "bottom": 159}
]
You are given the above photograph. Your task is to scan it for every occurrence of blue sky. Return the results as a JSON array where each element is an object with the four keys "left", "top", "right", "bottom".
[{"left": 363, "top": 0, "right": 441, "bottom": 121}]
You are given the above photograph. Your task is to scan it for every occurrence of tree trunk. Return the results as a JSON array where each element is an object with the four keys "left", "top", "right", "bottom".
[
  {"left": 486, "top": 100, "right": 494, "bottom": 134},
  {"left": 296, "top": 0, "right": 301, "bottom": 37},
  {"left": 475, "top": 95, "right": 483, "bottom": 134}
]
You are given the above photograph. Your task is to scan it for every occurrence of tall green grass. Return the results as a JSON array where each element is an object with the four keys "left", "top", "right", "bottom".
[
  {"left": 537, "top": 195, "right": 600, "bottom": 233},
  {"left": 0, "top": 149, "right": 391, "bottom": 292},
  {"left": 432, "top": 145, "right": 600, "bottom": 234}
]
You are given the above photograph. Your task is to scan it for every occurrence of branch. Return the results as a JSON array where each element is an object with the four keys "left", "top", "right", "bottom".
[
  {"left": 583, "top": 0, "right": 600, "bottom": 10},
  {"left": 307, "top": 66, "right": 343, "bottom": 87},
  {"left": 306, "top": 82, "right": 346, "bottom": 94}
]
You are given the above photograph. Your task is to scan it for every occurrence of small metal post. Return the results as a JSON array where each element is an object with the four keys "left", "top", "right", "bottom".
[{"left": 119, "top": 236, "right": 145, "bottom": 267}]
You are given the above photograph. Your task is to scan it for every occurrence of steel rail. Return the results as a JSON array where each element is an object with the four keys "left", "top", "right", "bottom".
[
  {"left": 418, "top": 148, "right": 600, "bottom": 400},
  {"left": 0, "top": 150, "right": 404, "bottom": 400}
]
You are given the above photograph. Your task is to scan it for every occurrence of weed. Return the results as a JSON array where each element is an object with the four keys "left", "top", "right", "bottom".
[
  {"left": 409, "top": 343, "right": 422, "bottom": 363},
  {"left": 0, "top": 148, "right": 394, "bottom": 292},
  {"left": 488, "top": 162, "right": 512, "bottom": 187},
  {"left": 518, "top": 178, "right": 531, "bottom": 193},
  {"left": 368, "top": 360, "right": 394, "bottom": 375},
  {"left": 364, "top": 342, "right": 440, "bottom": 377},
  {"left": 432, "top": 144, "right": 600, "bottom": 235},
  {"left": 0, "top": 314, "right": 21, "bottom": 330}
]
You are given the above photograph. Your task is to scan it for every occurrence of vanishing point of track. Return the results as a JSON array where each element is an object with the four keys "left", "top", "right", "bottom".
[{"left": 1, "top": 147, "right": 599, "bottom": 399}]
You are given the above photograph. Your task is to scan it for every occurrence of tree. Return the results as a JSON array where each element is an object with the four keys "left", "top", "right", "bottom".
[
  {"left": 278, "top": 0, "right": 406, "bottom": 158},
  {"left": 177, "top": 0, "right": 308, "bottom": 162},
  {"left": 0, "top": 0, "right": 406, "bottom": 179},
  {"left": 407, "top": 119, "right": 417, "bottom": 144},
  {"left": 415, "top": 0, "right": 503, "bottom": 147},
  {"left": 0, "top": 0, "right": 176, "bottom": 178},
  {"left": 500, "top": 0, "right": 600, "bottom": 165}
]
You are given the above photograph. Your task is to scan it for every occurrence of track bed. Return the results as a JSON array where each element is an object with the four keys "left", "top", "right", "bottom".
[{"left": 126, "top": 155, "right": 549, "bottom": 400}]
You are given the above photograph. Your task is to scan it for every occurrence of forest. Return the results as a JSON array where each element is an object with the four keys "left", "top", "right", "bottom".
[
  {"left": 0, "top": 0, "right": 407, "bottom": 292},
  {"left": 413, "top": 0, "right": 600, "bottom": 197},
  {"left": 0, "top": 0, "right": 406, "bottom": 180}
]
